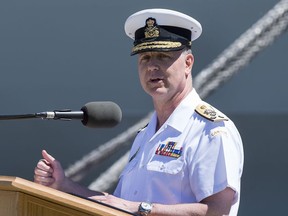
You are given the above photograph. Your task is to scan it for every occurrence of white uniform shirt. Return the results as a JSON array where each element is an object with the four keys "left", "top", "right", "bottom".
[{"left": 114, "top": 89, "right": 244, "bottom": 215}]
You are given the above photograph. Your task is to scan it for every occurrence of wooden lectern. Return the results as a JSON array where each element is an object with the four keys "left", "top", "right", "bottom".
[{"left": 0, "top": 176, "right": 134, "bottom": 216}]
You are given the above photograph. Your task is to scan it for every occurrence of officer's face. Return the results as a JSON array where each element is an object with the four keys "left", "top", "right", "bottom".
[{"left": 137, "top": 50, "right": 193, "bottom": 102}]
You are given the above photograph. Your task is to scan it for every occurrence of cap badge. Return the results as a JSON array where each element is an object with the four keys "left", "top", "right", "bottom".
[{"left": 144, "top": 18, "right": 160, "bottom": 38}]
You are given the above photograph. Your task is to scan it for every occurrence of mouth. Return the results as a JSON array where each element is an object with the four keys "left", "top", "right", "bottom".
[{"left": 150, "top": 78, "right": 163, "bottom": 83}]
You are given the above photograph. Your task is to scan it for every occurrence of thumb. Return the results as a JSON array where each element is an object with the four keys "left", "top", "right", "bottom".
[
  {"left": 41, "top": 150, "right": 63, "bottom": 170},
  {"left": 42, "top": 149, "right": 56, "bottom": 164}
]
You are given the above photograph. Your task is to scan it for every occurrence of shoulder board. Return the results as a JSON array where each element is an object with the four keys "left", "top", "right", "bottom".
[{"left": 195, "top": 102, "right": 228, "bottom": 122}]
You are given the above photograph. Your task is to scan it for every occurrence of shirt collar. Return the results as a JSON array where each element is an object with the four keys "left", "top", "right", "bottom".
[
  {"left": 166, "top": 88, "right": 202, "bottom": 132},
  {"left": 148, "top": 89, "right": 202, "bottom": 134}
]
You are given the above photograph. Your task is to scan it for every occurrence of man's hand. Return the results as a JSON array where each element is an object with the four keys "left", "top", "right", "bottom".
[
  {"left": 34, "top": 150, "right": 66, "bottom": 190},
  {"left": 90, "top": 193, "right": 139, "bottom": 214}
]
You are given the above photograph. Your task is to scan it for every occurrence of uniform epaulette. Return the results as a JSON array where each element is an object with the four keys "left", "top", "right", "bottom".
[{"left": 195, "top": 102, "right": 228, "bottom": 122}]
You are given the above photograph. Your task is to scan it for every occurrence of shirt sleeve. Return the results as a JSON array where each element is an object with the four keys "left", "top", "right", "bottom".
[{"left": 189, "top": 123, "right": 243, "bottom": 202}]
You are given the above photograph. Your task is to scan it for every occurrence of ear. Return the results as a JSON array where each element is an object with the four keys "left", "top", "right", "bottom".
[{"left": 185, "top": 53, "right": 194, "bottom": 75}]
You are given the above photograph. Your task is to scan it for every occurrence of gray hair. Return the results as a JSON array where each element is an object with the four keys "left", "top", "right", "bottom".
[{"left": 182, "top": 48, "right": 192, "bottom": 55}]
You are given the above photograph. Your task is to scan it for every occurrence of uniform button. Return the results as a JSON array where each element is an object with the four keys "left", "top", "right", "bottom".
[{"left": 134, "top": 190, "right": 138, "bottom": 195}]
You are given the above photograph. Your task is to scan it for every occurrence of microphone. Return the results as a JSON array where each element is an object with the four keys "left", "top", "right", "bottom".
[{"left": 0, "top": 101, "right": 122, "bottom": 128}]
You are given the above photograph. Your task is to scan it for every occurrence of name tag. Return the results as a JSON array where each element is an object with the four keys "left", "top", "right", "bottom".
[{"left": 155, "top": 141, "right": 182, "bottom": 158}]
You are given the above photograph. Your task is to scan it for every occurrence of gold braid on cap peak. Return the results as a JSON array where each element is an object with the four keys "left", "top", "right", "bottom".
[{"left": 132, "top": 41, "right": 183, "bottom": 53}]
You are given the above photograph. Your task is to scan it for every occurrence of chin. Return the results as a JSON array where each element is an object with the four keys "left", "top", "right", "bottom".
[{"left": 149, "top": 89, "right": 169, "bottom": 98}]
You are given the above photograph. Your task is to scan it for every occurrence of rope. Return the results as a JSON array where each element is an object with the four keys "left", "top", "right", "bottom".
[
  {"left": 65, "top": 112, "right": 152, "bottom": 181},
  {"left": 88, "top": 151, "right": 130, "bottom": 191},
  {"left": 193, "top": 0, "right": 288, "bottom": 98}
]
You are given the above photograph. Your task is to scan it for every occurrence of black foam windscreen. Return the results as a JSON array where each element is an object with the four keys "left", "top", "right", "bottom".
[{"left": 81, "top": 101, "right": 122, "bottom": 128}]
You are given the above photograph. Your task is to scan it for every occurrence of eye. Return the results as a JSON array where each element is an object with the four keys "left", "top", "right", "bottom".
[
  {"left": 139, "top": 54, "right": 151, "bottom": 63},
  {"left": 158, "top": 53, "right": 172, "bottom": 60}
]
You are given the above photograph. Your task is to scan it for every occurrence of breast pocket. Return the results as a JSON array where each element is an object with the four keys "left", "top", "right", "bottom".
[{"left": 147, "top": 156, "right": 184, "bottom": 175}]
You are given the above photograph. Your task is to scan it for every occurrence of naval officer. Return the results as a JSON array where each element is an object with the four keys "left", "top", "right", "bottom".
[{"left": 34, "top": 8, "right": 244, "bottom": 216}]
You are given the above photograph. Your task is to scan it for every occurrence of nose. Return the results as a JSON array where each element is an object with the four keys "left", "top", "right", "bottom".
[
  {"left": 147, "top": 59, "right": 159, "bottom": 72},
  {"left": 147, "top": 65, "right": 159, "bottom": 72}
]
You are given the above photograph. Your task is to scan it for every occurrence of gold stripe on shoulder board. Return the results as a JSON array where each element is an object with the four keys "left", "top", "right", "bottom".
[{"left": 195, "top": 102, "right": 228, "bottom": 122}]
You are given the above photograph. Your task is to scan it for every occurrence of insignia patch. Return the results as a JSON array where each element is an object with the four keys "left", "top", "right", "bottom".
[
  {"left": 144, "top": 17, "right": 160, "bottom": 38},
  {"left": 155, "top": 141, "right": 182, "bottom": 158},
  {"left": 195, "top": 102, "right": 228, "bottom": 122},
  {"left": 210, "top": 128, "right": 228, "bottom": 137}
]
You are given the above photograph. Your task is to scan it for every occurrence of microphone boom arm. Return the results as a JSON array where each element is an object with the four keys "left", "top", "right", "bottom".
[
  {"left": 0, "top": 110, "right": 83, "bottom": 121},
  {"left": 0, "top": 113, "right": 37, "bottom": 120}
]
